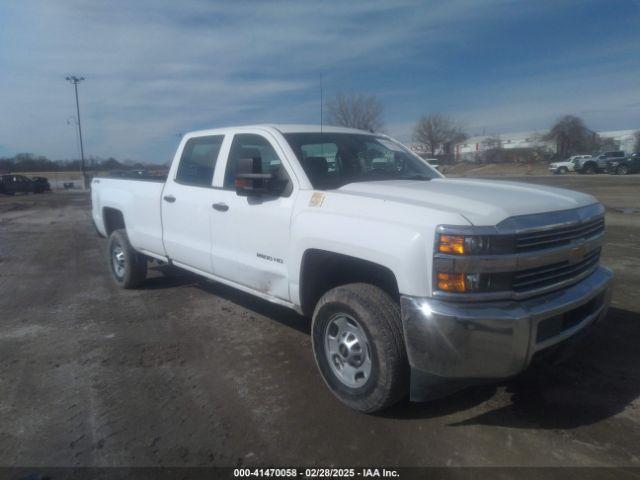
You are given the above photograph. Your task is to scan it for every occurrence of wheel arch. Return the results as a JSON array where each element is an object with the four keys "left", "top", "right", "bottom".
[
  {"left": 102, "top": 207, "right": 126, "bottom": 236},
  {"left": 299, "top": 249, "right": 400, "bottom": 317}
]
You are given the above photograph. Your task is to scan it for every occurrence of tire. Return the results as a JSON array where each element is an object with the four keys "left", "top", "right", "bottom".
[
  {"left": 311, "top": 283, "right": 408, "bottom": 413},
  {"left": 558, "top": 167, "right": 568, "bottom": 174},
  {"left": 107, "top": 229, "right": 147, "bottom": 288},
  {"left": 583, "top": 163, "right": 596, "bottom": 175},
  {"left": 617, "top": 165, "right": 629, "bottom": 175}
]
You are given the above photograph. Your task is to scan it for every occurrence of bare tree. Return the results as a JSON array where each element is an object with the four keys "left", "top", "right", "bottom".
[
  {"left": 634, "top": 130, "right": 640, "bottom": 153},
  {"left": 413, "top": 114, "right": 467, "bottom": 157},
  {"left": 325, "top": 92, "right": 384, "bottom": 131},
  {"left": 597, "top": 136, "right": 619, "bottom": 151},
  {"left": 543, "top": 115, "right": 599, "bottom": 159}
]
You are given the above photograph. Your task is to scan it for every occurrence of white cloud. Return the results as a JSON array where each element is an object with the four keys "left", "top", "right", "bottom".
[{"left": 0, "top": 0, "right": 637, "bottom": 161}]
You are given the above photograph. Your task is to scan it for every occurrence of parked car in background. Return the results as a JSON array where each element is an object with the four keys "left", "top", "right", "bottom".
[
  {"left": 0, "top": 174, "right": 34, "bottom": 195},
  {"left": 607, "top": 153, "right": 640, "bottom": 175},
  {"left": 549, "top": 155, "right": 591, "bottom": 174},
  {"left": 31, "top": 176, "right": 51, "bottom": 193},
  {"left": 576, "top": 151, "right": 626, "bottom": 174}
]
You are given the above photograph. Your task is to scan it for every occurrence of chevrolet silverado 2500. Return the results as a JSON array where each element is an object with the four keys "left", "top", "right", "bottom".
[{"left": 91, "top": 125, "right": 613, "bottom": 412}]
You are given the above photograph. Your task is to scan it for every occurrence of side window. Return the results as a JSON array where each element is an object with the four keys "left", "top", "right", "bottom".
[
  {"left": 301, "top": 143, "right": 338, "bottom": 172},
  {"left": 224, "top": 134, "right": 291, "bottom": 193},
  {"left": 175, "top": 135, "right": 224, "bottom": 187}
]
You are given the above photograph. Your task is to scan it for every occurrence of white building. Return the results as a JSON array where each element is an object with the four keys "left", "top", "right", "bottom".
[
  {"left": 598, "top": 130, "right": 637, "bottom": 153},
  {"left": 454, "top": 131, "right": 551, "bottom": 161},
  {"left": 450, "top": 128, "right": 637, "bottom": 162}
]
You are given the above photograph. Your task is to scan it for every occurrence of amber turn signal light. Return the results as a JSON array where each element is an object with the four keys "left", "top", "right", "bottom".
[
  {"left": 438, "top": 235, "right": 466, "bottom": 255},
  {"left": 235, "top": 178, "right": 249, "bottom": 189},
  {"left": 437, "top": 272, "right": 467, "bottom": 292}
]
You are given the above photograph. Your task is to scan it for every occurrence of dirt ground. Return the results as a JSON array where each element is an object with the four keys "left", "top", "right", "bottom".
[{"left": 0, "top": 175, "right": 639, "bottom": 469}]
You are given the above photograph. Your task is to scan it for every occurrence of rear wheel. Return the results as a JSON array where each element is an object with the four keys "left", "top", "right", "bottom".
[
  {"left": 311, "top": 283, "right": 408, "bottom": 413},
  {"left": 617, "top": 165, "right": 629, "bottom": 175},
  {"left": 107, "top": 229, "right": 147, "bottom": 288}
]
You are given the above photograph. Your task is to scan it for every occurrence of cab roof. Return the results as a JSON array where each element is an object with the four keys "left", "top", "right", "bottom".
[{"left": 186, "top": 124, "right": 381, "bottom": 137}]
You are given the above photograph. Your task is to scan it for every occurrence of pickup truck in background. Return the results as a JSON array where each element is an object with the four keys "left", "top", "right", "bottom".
[
  {"left": 0, "top": 174, "right": 37, "bottom": 195},
  {"left": 91, "top": 124, "right": 613, "bottom": 412},
  {"left": 548, "top": 155, "right": 591, "bottom": 174},
  {"left": 575, "top": 151, "right": 627, "bottom": 174}
]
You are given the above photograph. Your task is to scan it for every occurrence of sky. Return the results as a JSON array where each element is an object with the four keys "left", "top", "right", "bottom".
[{"left": 0, "top": 0, "right": 639, "bottom": 163}]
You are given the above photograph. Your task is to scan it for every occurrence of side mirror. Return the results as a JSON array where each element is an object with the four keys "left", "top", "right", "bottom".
[{"left": 235, "top": 157, "right": 275, "bottom": 197}]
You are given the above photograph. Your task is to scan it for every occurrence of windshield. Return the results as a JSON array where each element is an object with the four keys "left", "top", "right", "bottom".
[{"left": 283, "top": 132, "right": 440, "bottom": 190}]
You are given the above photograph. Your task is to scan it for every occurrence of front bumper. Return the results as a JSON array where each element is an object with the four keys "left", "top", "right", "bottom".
[{"left": 401, "top": 266, "right": 612, "bottom": 398}]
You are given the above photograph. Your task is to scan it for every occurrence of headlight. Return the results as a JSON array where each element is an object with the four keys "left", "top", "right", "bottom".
[
  {"left": 437, "top": 234, "right": 491, "bottom": 255},
  {"left": 436, "top": 272, "right": 491, "bottom": 292},
  {"left": 436, "top": 271, "right": 511, "bottom": 293},
  {"left": 434, "top": 228, "right": 514, "bottom": 294}
]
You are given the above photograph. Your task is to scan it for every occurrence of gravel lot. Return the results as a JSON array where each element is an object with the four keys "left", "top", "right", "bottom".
[{"left": 0, "top": 175, "right": 639, "bottom": 469}]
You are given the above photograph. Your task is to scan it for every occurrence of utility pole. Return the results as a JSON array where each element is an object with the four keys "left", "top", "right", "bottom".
[
  {"left": 66, "top": 75, "right": 88, "bottom": 189},
  {"left": 320, "top": 73, "right": 323, "bottom": 133}
]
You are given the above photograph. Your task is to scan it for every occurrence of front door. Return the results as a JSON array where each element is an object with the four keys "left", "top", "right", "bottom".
[
  {"left": 209, "top": 132, "right": 295, "bottom": 301},
  {"left": 161, "top": 134, "right": 225, "bottom": 273}
]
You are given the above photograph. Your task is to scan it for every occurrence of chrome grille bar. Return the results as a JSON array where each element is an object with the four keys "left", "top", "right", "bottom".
[
  {"left": 513, "top": 248, "right": 600, "bottom": 291},
  {"left": 516, "top": 218, "right": 604, "bottom": 251}
]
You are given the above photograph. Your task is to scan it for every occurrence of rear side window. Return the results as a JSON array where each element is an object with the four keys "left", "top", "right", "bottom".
[{"left": 175, "top": 135, "right": 224, "bottom": 187}]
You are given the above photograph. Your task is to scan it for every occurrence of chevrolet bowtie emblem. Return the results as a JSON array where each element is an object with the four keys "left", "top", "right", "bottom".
[{"left": 569, "top": 242, "right": 588, "bottom": 264}]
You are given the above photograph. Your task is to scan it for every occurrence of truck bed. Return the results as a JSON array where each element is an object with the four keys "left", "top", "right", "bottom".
[
  {"left": 91, "top": 176, "right": 166, "bottom": 258},
  {"left": 105, "top": 170, "right": 168, "bottom": 182}
]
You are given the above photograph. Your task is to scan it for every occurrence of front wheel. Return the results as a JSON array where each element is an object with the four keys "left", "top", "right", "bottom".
[
  {"left": 617, "top": 165, "right": 629, "bottom": 175},
  {"left": 311, "top": 283, "right": 408, "bottom": 413},
  {"left": 107, "top": 229, "right": 147, "bottom": 288},
  {"left": 558, "top": 167, "right": 568, "bottom": 174}
]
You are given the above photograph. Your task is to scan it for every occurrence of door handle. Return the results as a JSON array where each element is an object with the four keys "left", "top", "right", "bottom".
[
  {"left": 163, "top": 195, "right": 176, "bottom": 203},
  {"left": 212, "top": 202, "right": 229, "bottom": 212}
]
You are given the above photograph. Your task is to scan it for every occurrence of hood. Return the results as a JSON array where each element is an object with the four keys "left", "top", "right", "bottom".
[{"left": 338, "top": 178, "right": 597, "bottom": 226}]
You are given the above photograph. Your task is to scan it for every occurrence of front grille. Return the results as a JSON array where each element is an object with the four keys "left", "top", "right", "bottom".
[
  {"left": 513, "top": 248, "right": 601, "bottom": 293},
  {"left": 516, "top": 217, "right": 604, "bottom": 252}
]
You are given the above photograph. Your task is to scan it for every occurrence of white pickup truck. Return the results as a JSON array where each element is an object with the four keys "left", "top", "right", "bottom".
[{"left": 92, "top": 124, "right": 612, "bottom": 412}]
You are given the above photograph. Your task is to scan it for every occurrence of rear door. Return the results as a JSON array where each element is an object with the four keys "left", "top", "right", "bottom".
[
  {"left": 161, "top": 134, "right": 226, "bottom": 273},
  {"left": 208, "top": 131, "right": 295, "bottom": 300}
]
